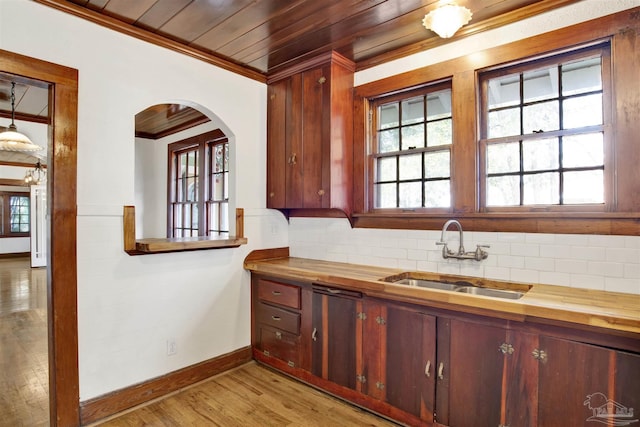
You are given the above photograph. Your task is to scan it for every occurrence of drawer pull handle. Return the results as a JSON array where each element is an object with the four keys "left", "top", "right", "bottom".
[
  {"left": 425, "top": 360, "right": 431, "bottom": 377},
  {"left": 438, "top": 362, "right": 444, "bottom": 380},
  {"left": 271, "top": 316, "right": 281, "bottom": 321},
  {"left": 312, "top": 327, "right": 317, "bottom": 342},
  {"left": 275, "top": 331, "right": 282, "bottom": 339},
  {"left": 271, "top": 291, "right": 281, "bottom": 296}
]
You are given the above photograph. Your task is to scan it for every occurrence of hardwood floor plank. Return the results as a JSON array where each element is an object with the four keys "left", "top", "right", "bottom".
[
  {"left": 95, "top": 363, "right": 397, "bottom": 426},
  {"left": 0, "top": 257, "right": 49, "bottom": 427}
]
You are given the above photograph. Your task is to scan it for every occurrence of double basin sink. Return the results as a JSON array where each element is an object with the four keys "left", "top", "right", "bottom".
[{"left": 383, "top": 273, "right": 530, "bottom": 300}]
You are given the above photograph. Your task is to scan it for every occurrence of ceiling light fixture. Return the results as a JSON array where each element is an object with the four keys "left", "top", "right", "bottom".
[
  {"left": 422, "top": 2, "right": 472, "bottom": 39},
  {"left": 0, "top": 82, "right": 42, "bottom": 152},
  {"left": 24, "top": 160, "right": 47, "bottom": 185}
]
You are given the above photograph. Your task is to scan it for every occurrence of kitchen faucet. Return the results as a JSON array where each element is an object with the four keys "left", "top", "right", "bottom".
[{"left": 436, "top": 219, "right": 489, "bottom": 261}]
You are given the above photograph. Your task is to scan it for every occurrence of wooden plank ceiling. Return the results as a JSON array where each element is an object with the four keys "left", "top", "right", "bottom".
[{"left": 37, "top": 0, "right": 581, "bottom": 81}]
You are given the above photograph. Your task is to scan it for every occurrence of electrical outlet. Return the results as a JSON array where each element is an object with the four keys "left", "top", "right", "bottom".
[{"left": 167, "top": 338, "right": 177, "bottom": 356}]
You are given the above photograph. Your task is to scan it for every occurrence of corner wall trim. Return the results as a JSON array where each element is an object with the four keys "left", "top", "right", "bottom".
[{"left": 79, "top": 346, "right": 252, "bottom": 425}]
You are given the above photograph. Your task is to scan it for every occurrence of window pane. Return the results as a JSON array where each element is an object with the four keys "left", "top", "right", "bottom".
[
  {"left": 223, "top": 171, "right": 229, "bottom": 199},
  {"left": 487, "top": 143, "right": 519, "bottom": 174},
  {"left": 562, "top": 57, "right": 602, "bottom": 96},
  {"left": 523, "top": 100, "right": 559, "bottom": 133},
  {"left": 523, "top": 172, "right": 559, "bottom": 205},
  {"left": 401, "top": 96, "right": 424, "bottom": 125},
  {"left": 378, "top": 129, "right": 399, "bottom": 153},
  {"left": 488, "top": 75, "right": 520, "bottom": 109},
  {"left": 379, "top": 103, "right": 399, "bottom": 129},
  {"left": 425, "top": 151, "right": 450, "bottom": 178},
  {"left": 220, "top": 202, "right": 229, "bottom": 232},
  {"left": 563, "top": 94, "right": 602, "bottom": 128},
  {"left": 401, "top": 124, "right": 424, "bottom": 150},
  {"left": 487, "top": 176, "right": 520, "bottom": 206},
  {"left": 425, "top": 180, "right": 450, "bottom": 208},
  {"left": 524, "top": 67, "right": 558, "bottom": 103},
  {"left": 523, "top": 138, "right": 558, "bottom": 171},
  {"left": 377, "top": 157, "right": 396, "bottom": 182},
  {"left": 427, "top": 90, "right": 452, "bottom": 120},
  {"left": 213, "top": 173, "right": 224, "bottom": 200},
  {"left": 488, "top": 108, "right": 520, "bottom": 138},
  {"left": 399, "top": 154, "right": 421, "bottom": 180},
  {"left": 564, "top": 170, "right": 604, "bottom": 204},
  {"left": 214, "top": 144, "right": 224, "bottom": 172},
  {"left": 399, "top": 182, "right": 421, "bottom": 208},
  {"left": 209, "top": 203, "right": 219, "bottom": 232},
  {"left": 563, "top": 133, "right": 603, "bottom": 168},
  {"left": 9, "top": 196, "right": 29, "bottom": 234},
  {"left": 375, "top": 183, "right": 396, "bottom": 208},
  {"left": 427, "top": 119, "right": 452, "bottom": 147}
]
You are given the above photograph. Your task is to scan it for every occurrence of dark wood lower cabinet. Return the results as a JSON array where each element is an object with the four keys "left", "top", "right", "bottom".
[
  {"left": 250, "top": 274, "right": 640, "bottom": 427},
  {"left": 311, "top": 285, "right": 360, "bottom": 390}
]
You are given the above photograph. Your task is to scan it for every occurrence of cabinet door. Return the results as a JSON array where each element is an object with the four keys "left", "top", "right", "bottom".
[
  {"left": 312, "top": 287, "right": 359, "bottom": 390},
  {"left": 446, "top": 319, "right": 507, "bottom": 427},
  {"left": 299, "top": 66, "right": 327, "bottom": 208},
  {"left": 385, "top": 304, "right": 436, "bottom": 423},
  {"left": 538, "top": 336, "right": 640, "bottom": 427},
  {"left": 266, "top": 79, "right": 288, "bottom": 209}
]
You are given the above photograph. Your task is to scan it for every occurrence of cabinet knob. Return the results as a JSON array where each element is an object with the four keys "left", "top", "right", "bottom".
[
  {"left": 318, "top": 189, "right": 325, "bottom": 196},
  {"left": 318, "top": 76, "right": 326, "bottom": 84},
  {"left": 288, "top": 153, "right": 297, "bottom": 165},
  {"left": 269, "top": 192, "right": 275, "bottom": 198},
  {"left": 532, "top": 349, "right": 548, "bottom": 362},
  {"left": 499, "top": 343, "right": 515, "bottom": 355}
]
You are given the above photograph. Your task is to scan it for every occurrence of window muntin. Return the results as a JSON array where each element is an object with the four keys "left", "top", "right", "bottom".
[
  {"left": 373, "top": 84, "right": 452, "bottom": 209},
  {"left": 0, "top": 193, "right": 30, "bottom": 237},
  {"left": 481, "top": 48, "right": 608, "bottom": 208},
  {"left": 168, "top": 131, "right": 229, "bottom": 237}
]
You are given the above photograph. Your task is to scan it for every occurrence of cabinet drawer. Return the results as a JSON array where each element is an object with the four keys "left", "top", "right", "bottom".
[
  {"left": 256, "top": 302, "right": 300, "bottom": 334},
  {"left": 257, "top": 279, "right": 300, "bottom": 309},
  {"left": 258, "top": 325, "right": 300, "bottom": 367}
]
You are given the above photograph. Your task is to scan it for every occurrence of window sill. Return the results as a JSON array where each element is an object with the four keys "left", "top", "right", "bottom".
[
  {"left": 126, "top": 235, "right": 248, "bottom": 255},
  {"left": 123, "top": 205, "right": 247, "bottom": 255},
  {"left": 352, "top": 212, "right": 640, "bottom": 236}
]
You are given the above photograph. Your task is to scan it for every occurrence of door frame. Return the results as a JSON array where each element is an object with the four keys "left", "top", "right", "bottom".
[{"left": 0, "top": 49, "right": 79, "bottom": 426}]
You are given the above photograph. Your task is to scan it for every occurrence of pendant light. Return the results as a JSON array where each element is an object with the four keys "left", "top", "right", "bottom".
[
  {"left": 0, "top": 82, "right": 42, "bottom": 152},
  {"left": 24, "top": 160, "right": 47, "bottom": 185}
]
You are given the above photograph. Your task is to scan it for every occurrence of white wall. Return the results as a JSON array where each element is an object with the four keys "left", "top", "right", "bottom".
[
  {"left": 1, "top": 0, "right": 288, "bottom": 401},
  {"left": 292, "top": 0, "right": 640, "bottom": 295},
  {"left": 0, "top": 164, "right": 33, "bottom": 254}
]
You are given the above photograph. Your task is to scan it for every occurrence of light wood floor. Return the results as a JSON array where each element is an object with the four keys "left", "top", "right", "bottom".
[
  {"left": 94, "top": 362, "right": 398, "bottom": 427},
  {"left": 0, "top": 256, "right": 49, "bottom": 427}
]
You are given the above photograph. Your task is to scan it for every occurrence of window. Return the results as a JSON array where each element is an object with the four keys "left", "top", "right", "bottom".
[
  {"left": 372, "top": 83, "right": 452, "bottom": 209},
  {"left": 0, "top": 192, "right": 30, "bottom": 237},
  {"left": 480, "top": 45, "right": 610, "bottom": 209},
  {"left": 168, "top": 130, "right": 229, "bottom": 237}
]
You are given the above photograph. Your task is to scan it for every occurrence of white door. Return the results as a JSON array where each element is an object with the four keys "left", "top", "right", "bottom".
[{"left": 30, "top": 184, "right": 47, "bottom": 268}]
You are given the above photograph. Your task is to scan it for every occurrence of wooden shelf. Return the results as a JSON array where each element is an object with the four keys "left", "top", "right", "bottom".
[{"left": 124, "top": 206, "right": 247, "bottom": 255}]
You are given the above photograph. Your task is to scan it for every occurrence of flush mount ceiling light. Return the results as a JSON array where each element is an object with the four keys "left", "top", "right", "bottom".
[
  {"left": 422, "top": 2, "right": 472, "bottom": 39},
  {"left": 0, "top": 82, "right": 42, "bottom": 152}
]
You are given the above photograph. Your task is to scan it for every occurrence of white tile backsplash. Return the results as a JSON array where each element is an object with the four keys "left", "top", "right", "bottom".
[{"left": 289, "top": 217, "right": 640, "bottom": 295}]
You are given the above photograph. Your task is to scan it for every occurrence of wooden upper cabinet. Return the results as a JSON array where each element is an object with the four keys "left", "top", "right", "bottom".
[{"left": 266, "top": 51, "right": 355, "bottom": 217}]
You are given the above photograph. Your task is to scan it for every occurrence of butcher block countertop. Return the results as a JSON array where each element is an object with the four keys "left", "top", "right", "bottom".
[{"left": 244, "top": 248, "right": 640, "bottom": 337}]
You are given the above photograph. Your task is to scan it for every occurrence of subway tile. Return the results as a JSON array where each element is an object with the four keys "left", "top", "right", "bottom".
[
  {"left": 497, "top": 255, "right": 525, "bottom": 269},
  {"left": 555, "top": 259, "right": 588, "bottom": 274},
  {"left": 539, "top": 271, "right": 572, "bottom": 287},
  {"left": 567, "top": 246, "right": 606, "bottom": 261},
  {"left": 397, "top": 259, "right": 418, "bottom": 271},
  {"left": 525, "top": 257, "right": 555, "bottom": 272},
  {"left": 588, "top": 234, "right": 627, "bottom": 248},
  {"left": 605, "top": 248, "right": 640, "bottom": 264},
  {"left": 510, "top": 243, "right": 539, "bottom": 257},
  {"left": 570, "top": 274, "right": 605, "bottom": 291},
  {"left": 484, "top": 266, "right": 510, "bottom": 281},
  {"left": 624, "top": 263, "right": 640, "bottom": 279},
  {"left": 408, "top": 249, "right": 428, "bottom": 261},
  {"left": 604, "top": 277, "right": 640, "bottom": 294},
  {"left": 510, "top": 269, "right": 539, "bottom": 283},
  {"left": 416, "top": 260, "right": 439, "bottom": 272},
  {"left": 497, "top": 232, "right": 525, "bottom": 243},
  {"left": 525, "top": 233, "right": 556, "bottom": 244},
  {"left": 586, "top": 261, "right": 624, "bottom": 278}
]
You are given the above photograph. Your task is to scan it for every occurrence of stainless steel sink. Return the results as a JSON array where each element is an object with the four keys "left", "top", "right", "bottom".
[
  {"left": 386, "top": 275, "right": 527, "bottom": 300},
  {"left": 394, "top": 278, "right": 462, "bottom": 291},
  {"left": 454, "top": 285, "right": 524, "bottom": 300}
]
